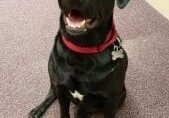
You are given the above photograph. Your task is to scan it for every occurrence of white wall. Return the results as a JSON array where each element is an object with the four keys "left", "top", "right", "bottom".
[{"left": 145, "top": 0, "right": 169, "bottom": 19}]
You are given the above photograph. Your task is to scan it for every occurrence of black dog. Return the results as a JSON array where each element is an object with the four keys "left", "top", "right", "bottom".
[{"left": 29, "top": 0, "right": 129, "bottom": 118}]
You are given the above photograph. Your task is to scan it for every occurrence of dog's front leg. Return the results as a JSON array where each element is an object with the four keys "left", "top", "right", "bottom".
[
  {"left": 74, "top": 105, "right": 89, "bottom": 118},
  {"left": 58, "top": 96, "right": 71, "bottom": 118},
  {"left": 58, "top": 86, "right": 71, "bottom": 118}
]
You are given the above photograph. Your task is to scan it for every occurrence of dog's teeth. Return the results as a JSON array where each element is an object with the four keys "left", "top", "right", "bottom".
[{"left": 66, "top": 17, "right": 86, "bottom": 28}]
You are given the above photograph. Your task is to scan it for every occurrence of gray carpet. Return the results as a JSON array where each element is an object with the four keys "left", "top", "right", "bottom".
[{"left": 0, "top": 0, "right": 169, "bottom": 118}]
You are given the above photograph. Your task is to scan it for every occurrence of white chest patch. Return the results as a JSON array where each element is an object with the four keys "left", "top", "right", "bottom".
[
  {"left": 111, "top": 49, "right": 124, "bottom": 61},
  {"left": 70, "top": 90, "right": 84, "bottom": 101}
]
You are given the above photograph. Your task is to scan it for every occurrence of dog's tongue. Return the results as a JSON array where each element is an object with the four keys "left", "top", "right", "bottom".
[{"left": 69, "top": 9, "right": 84, "bottom": 22}]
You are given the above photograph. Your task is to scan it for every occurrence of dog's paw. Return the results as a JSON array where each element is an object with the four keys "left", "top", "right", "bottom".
[{"left": 28, "top": 106, "right": 43, "bottom": 118}]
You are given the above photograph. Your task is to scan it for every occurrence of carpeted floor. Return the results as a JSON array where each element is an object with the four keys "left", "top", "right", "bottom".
[{"left": 0, "top": 0, "right": 169, "bottom": 118}]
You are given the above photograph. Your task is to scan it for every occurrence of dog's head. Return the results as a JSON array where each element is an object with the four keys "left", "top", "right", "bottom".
[{"left": 58, "top": 0, "right": 129, "bottom": 44}]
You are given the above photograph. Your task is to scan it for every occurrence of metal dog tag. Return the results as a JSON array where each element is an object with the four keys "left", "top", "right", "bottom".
[{"left": 111, "top": 44, "right": 124, "bottom": 61}]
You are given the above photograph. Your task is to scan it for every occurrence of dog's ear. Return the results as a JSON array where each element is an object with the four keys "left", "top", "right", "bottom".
[{"left": 116, "top": 0, "right": 130, "bottom": 9}]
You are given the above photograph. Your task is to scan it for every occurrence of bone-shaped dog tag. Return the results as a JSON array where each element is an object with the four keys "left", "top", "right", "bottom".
[{"left": 111, "top": 49, "right": 124, "bottom": 61}]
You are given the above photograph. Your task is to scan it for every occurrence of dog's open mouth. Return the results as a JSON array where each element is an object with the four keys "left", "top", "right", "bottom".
[{"left": 63, "top": 9, "right": 99, "bottom": 35}]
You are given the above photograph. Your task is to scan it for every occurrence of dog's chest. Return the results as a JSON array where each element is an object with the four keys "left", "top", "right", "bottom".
[
  {"left": 55, "top": 38, "right": 126, "bottom": 102},
  {"left": 66, "top": 55, "right": 94, "bottom": 71}
]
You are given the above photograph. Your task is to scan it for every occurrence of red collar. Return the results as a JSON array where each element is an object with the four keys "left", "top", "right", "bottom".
[{"left": 61, "top": 22, "right": 117, "bottom": 54}]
